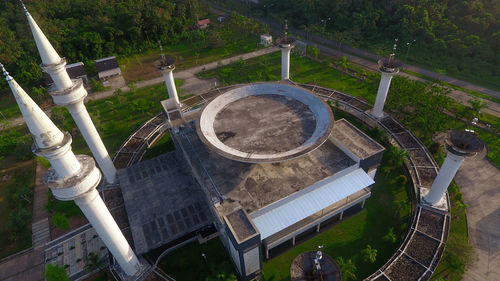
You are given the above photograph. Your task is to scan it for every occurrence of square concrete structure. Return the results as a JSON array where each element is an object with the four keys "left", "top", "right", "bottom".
[{"left": 162, "top": 84, "right": 385, "bottom": 279}]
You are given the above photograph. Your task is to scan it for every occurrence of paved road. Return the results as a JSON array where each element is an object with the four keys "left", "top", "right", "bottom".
[
  {"left": 1, "top": 47, "right": 279, "bottom": 131},
  {"left": 455, "top": 149, "right": 500, "bottom": 281}
]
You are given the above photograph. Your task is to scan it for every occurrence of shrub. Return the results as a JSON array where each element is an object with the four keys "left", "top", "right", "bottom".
[
  {"left": 383, "top": 227, "right": 397, "bottom": 243},
  {"left": 45, "top": 264, "right": 70, "bottom": 281},
  {"left": 52, "top": 212, "right": 69, "bottom": 230},
  {"left": 7, "top": 208, "right": 31, "bottom": 241}
]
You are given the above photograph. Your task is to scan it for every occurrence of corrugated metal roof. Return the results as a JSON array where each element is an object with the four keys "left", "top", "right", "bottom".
[{"left": 251, "top": 168, "right": 374, "bottom": 239}]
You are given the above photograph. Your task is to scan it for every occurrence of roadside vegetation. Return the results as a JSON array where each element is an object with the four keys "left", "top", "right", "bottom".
[{"left": 218, "top": 0, "right": 500, "bottom": 91}]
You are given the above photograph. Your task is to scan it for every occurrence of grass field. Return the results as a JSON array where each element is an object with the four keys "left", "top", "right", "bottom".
[
  {"left": 159, "top": 238, "right": 238, "bottom": 281},
  {"left": 0, "top": 159, "right": 35, "bottom": 259},
  {"left": 120, "top": 36, "right": 262, "bottom": 82}
]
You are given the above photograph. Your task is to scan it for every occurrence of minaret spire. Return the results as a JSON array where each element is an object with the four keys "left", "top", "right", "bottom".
[
  {"left": 22, "top": 2, "right": 117, "bottom": 183},
  {"left": 1, "top": 62, "right": 64, "bottom": 150},
  {"left": 2, "top": 64, "right": 141, "bottom": 276},
  {"left": 21, "top": 1, "right": 63, "bottom": 67}
]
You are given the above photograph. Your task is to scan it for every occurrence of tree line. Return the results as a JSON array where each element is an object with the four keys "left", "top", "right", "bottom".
[
  {"left": 0, "top": 0, "right": 206, "bottom": 93},
  {"left": 253, "top": 0, "right": 500, "bottom": 89}
]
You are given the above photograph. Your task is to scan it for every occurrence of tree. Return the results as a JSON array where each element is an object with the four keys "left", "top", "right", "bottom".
[
  {"left": 85, "top": 252, "right": 106, "bottom": 273},
  {"left": 381, "top": 146, "right": 409, "bottom": 175},
  {"left": 383, "top": 227, "right": 397, "bottom": 243},
  {"left": 8, "top": 208, "right": 31, "bottom": 241},
  {"left": 362, "top": 245, "right": 378, "bottom": 263},
  {"left": 467, "top": 98, "right": 488, "bottom": 119},
  {"left": 336, "top": 257, "right": 356, "bottom": 280},
  {"left": 390, "top": 174, "right": 407, "bottom": 188},
  {"left": 45, "top": 264, "right": 70, "bottom": 281}
]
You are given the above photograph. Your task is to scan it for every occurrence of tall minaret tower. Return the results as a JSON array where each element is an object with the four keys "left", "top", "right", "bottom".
[
  {"left": 278, "top": 20, "right": 295, "bottom": 80},
  {"left": 371, "top": 39, "right": 401, "bottom": 118},
  {"left": 22, "top": 3, "right": 117, "bottom": 184},
  {"left": 1, "top": 63, "right": 141, "bottom": 276},
  {"left": 423, "top": 130, "right": 484, "bottom": 206},
  {"left": 157, "top": 45, "right": 180, "bottom": 110}
]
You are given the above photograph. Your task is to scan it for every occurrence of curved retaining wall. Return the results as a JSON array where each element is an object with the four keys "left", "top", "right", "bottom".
[
  {"left": 295, "top": 83, "right": 450, "bottom": 281},
  {"left": 113, "top": 81, "right": 451, "bottom": 281}
]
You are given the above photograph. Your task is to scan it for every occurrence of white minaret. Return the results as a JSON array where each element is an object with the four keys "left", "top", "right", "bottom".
[
  {"left": 1, "top": 64, "right": 141, "bottom": 276},
  {"left": 423, "top": 131, "right": 484, "bottom": 206},
  {"left": 22, "top": 3, "right": 117, "bottom": 184},
  {"left": 279, "top": 20, "right": 294, "bottom": 80},
  {"left": 372, "top": 40, "right": 400, "bottom": 118}
]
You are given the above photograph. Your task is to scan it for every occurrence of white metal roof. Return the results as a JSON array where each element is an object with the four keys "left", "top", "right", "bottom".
[{"left": 250, "top": 168, "right": 374, "bottom": 239}]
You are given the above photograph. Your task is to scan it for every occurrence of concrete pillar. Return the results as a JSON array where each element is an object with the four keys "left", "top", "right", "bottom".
[
  {"left": 74, "top": 188, "right": 140, "bottom": 275},
  {"left": 161, "top": 66, "right": 180, "bottom": 108},
  {"left": 266, "top": 247, "right": 269, "bottom": 259},
  {"left": 42, "top": 63, "right": 117, "bottom": 184},
  {"left": 424, "top": 150, "right": 465, "bottom": 205},
  {"left": 339, "top": 211, "right": 344, "bottom": 221},
  {"left": 361, "top": 199, "right": 366, "bottom": 209},
  {"left": 372, "top": 71, "right": 397, "bottom": 118},
  {"left": 66, "top": 101, "right": 117, "bottom": 183},
  {"left": 280, "top": 45, "right": 293, "bottom": 80}
]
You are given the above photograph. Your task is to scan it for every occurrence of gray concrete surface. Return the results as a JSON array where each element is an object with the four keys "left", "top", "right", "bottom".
[
  {"left": 118, "top": 152, "right": 211, "bottom": 254},
  {"left": 180, "top": 124, "right": 355, "bottom": 216},
  {"left": 197, "top": 83, "right": 333, "bottom": 163},
  {"left": 214, "top": 94, "right": 315, "bottom": 154},
  {"left": 457, "top": 148, "right": 500, "bottom": 281}
]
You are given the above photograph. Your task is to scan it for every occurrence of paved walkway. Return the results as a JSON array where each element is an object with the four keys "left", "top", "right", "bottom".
[
  {"left": 1, "top": 47, "right": 279, "bottom": 131},
  {"left": 456, "top": 149, "right": 500, "bottom": 281}
]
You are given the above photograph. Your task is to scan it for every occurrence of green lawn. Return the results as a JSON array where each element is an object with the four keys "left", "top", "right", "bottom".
[
  {"left": 158, "top": 238, "right": 238, "bottom": 281},
  {"left": 262, "top": 163, "right": 410, "bottom": 281},
  {"left": 120, "top": 35, "right": 262, "bottom": 82},
  {"left": 0, "top": 159, "right": 35, "bottom": 259}
]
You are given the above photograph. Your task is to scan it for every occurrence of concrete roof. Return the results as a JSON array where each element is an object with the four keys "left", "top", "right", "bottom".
[
  {"left": 179, "top": 124, "right": 356, "bottom": 217},
  {"left": 251, "top": 167, "right": 374, "bottom": 239},
  {"left": 118, "top": 152, "right": 211, "bottom": 254},
  {"left": 196, "top": 83, "right": 334, "bottom": 163},
  {"left": 332, "top": 119, "right": 385, "bottom": 160}
]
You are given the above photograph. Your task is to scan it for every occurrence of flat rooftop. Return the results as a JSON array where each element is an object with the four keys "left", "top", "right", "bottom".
[
  {"left": 196, "top": 83, "right": 334, "bottom": 163},
  {"left": 332, "top": 119, "right": 385, "bottom": 159},
  {"left": 118, "top": 152, "right": 211, "bottom": 254},
  {"left": 213, "top": 94, "right": 316, "bottom": 154},
  {"left": 178, "top": 124, "right": 356, "bottom": 217}
]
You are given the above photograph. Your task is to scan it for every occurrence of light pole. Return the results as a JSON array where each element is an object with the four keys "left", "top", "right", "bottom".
[
  {"left": 321, "top": 18, "right": 331, "bottom": 35},
  {"left": 405, "top": 40, "right": 416, "bottom": 63}
]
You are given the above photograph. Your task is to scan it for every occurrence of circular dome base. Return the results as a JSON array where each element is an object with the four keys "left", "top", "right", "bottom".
[{"left": 196, "top": 83, "right": 333, "bottom": 163}]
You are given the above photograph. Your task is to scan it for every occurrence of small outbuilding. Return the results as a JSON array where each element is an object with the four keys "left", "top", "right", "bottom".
[
  {"left": 43, "top": 62, "right": 88, "bottom": 86},
  {"left": 197, "top": 18, "right": 211, "bottom": 29},
  {"left": 95, "top": 56, "right": 121, "bottom": 81},
  {"left": 260, "top": 35, "right": 272, "bottom": 47}
]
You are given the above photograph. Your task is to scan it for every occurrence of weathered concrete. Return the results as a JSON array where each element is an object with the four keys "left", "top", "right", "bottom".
[
  {"left": 457, "top": 148, "right": 500, "bottom": 281},
  {"left": 180, "top": 124, "right": 355, "bottom": 216},
  {"left": 214, "top": 94, "right": 316, "bottom": 154},
  {"left": 197, "top": 83, "right": 333, "bottom": 163},
  {"left": 118, "top": 152, "right": 211, "bottom": 254}
]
